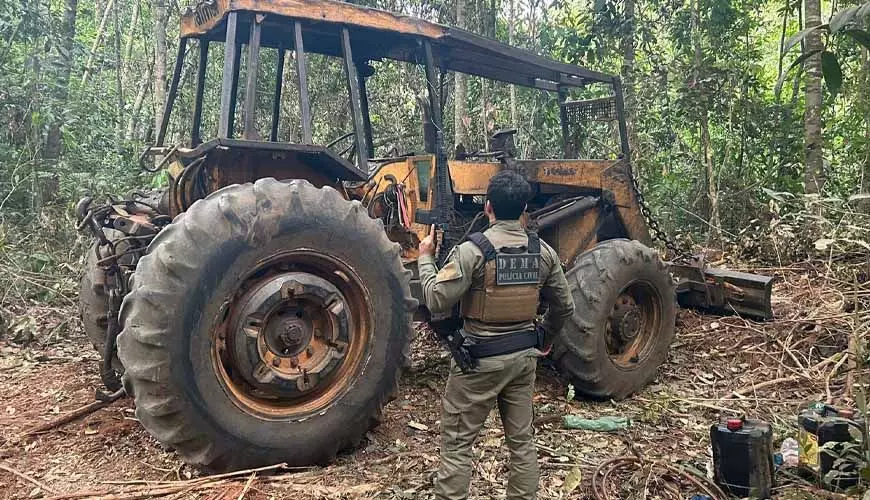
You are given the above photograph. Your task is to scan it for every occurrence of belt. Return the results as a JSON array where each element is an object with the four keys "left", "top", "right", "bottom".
[{"left": 464, "top": 329, "right": 539, "bottom": 359}]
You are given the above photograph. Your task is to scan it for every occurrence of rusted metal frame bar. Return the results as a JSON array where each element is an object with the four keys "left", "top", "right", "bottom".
[
  {"left": 191, "top": 39, "right": 209, "bottom": 146},
  {"left": 612, "top": 76, "right": 631, "bottom": 159},
  {"left": 226, "top": 42, "right": 242, "bottom": 138},
  {"left": 356, "top": 65, "right": 375, "bottom": 158},
  {"left": 218, "top": 12, "right": 239, "bottom": 138},
  {"left": 422, "top": 41, "right": 442, "bottom": 130},
  {"left": 294, "top": 21, "right": 313, "bottom": 144},
  {"left": 270, "top": 48, "right": 285, "bottom": 142},
  {"left": 341, "top": 27, "right": 369, "bottom": 169},
  {"left": 156, "top": 37, "right": 188, "bottom": 146},
  {"left": 243, "top": 14, "right": 263, "bottom": 140},
  {"left": 558, "top": 85, "right": 571, "bottom": 158},
  {"left": 439, "top": 70, "right": 448, "bottom": 120}
]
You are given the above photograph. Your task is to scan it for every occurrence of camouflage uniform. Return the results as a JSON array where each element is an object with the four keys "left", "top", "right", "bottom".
[{"left": 419, "top": 220, "right": 575, "bottom": 500}]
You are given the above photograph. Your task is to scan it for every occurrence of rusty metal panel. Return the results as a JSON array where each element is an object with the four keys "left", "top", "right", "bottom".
[
  {"left": 449, "top": 161, "right": 501, "bottom": 194},
  {"left": 178, "top": 0, "right": 614, "bottom": 90},
  {"left": 443, "top": 157, "right": 652, "bottom": 260},
  {"left": 181, "top": 0, "right": 445, "bottom": 40},
  {"left": 540, "top": 209, "right": 599, "bottom": 265}
]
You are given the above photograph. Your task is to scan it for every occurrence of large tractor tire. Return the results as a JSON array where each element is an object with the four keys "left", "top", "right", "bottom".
[
  {"left": 79, "top": 234, "right": 114, "bottom": 353},
  {"left": 79, "top": 191, "right": 165, "bottom": 359},
  {"left": 117, "top": 179, "right": 415, "bottom": 471},
  {"left": 551, "top": 239, "right": 676, "bottom": 400},
  {"left": 79, "top": 229, "right": 126, "bottom": 371}
]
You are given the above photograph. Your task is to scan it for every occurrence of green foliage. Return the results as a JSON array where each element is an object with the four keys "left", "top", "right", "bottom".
[
  {"left": 821, "top": 51, "right": 844, "bottom": 97},
  {"left": 777, "top": 1, "right": 870, "bottom": 99},
  {"left": 0, "top": 0, "right": 868, "bottom": 252},
  {"left": 0, "top": 209, "right": 82, "bottom": 310}
]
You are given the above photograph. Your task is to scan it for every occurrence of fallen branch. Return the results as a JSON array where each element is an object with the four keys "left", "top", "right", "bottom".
[
  {"left": 47, "top": 463, "right": 293, "bottom": 500},
  {"left": 826, "top": 353, "right": 850, "bottom": 404},
  {"left": 0, "top": 462, "right": 58, "bottom": 494},
  {"left": 634, "top": 396, "right": 740, "bottom": 414},
  {"left": 732, "top": 375, "right": 803, "bottom": 397},
  {"left": 732, "top": 353, "right": 841, "bottom": 397},
  {"left": 237, "top": 473, "right": 256, "bottom": 500},
  {"left": 591, "top": 456, "right": 726, "bottom": 500},
  {"left": 22, "top": 389, "right": 126, "bottom": 438},
  {"left": 52, "top": 479, "right": 232, "bottom": 500}
]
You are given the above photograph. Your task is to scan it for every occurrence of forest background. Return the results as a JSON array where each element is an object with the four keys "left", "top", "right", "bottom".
[{"left": 0, "top": 0, "right": 869, "bottom": 303}]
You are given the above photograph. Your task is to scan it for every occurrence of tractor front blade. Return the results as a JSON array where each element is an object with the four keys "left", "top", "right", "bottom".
[{"left": 671, "top": 263, "right": 775, "bottom": 320}]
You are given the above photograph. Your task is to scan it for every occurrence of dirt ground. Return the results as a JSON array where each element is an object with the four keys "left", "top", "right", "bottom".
[{"left": 0, "top": 265, "right": 860, "bottom": 499}]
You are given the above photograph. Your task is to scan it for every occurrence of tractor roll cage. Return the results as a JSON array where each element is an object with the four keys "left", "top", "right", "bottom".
[{"left": 154, "top": 0, "right": 631, "bottom": 169}]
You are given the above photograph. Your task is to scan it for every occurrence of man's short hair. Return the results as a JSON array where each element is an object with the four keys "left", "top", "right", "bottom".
[{"left": 486, "top": 170, "right": 531, "bottom": 220}]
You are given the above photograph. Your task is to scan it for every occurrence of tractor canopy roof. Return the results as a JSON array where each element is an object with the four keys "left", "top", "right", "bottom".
[{"left": 180, "top": 0, "right": 615, "bottom": 90}]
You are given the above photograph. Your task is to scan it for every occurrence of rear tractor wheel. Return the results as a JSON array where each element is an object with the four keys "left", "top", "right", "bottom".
[
  {"left": 79, "top": 191, "right": 166, "bottom": 368},
  {"left": 117, "top": 179, "right": 416, "bottom": 470},
  {"left": 79, "top": 228, "right": 122, "bottom": 356},
  {"left": 551, "top": 239, "right": 676, "bottom": 400}
]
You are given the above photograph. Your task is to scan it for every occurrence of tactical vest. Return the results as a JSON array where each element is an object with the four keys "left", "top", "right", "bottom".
[{"left": 460, "top": 232, "right": 542, "bottom": 323}]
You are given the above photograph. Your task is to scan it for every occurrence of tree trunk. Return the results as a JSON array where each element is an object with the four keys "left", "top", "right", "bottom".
[
  {"left": 126, "top": 64, "right": 153, "bottom": 141},
  {"left": 803, "top": 0, "right": 824, "bottom": 194},
  {"left": 522, "top": 0, "right": 541, "bottom": 158},
  {"left": 113, "top": 0, "right": 124, "bottom": 145},
  {"left": 860, "top": 47, "right": 870, "bottom": 212},
  {"left": 479, "top": 0, "right": 495, "bottom": 150},
  {"left": 660, "top": 67, "right": 671, "bottom": 176},
  {"left": 621, "top": 0, "right": 639, "bottom": 162},
  {"left": 692, "top": 0, "right": 720, "bottom": 244},
  {"left": 700, "top": 116, "right": 720, "bottom": 244},
  {"left": 124, "top": 0, "right": 140, "bottom": 69},
  {"left": 508, "top": 0, "right": 517, "bottom": 129},
  {"left": 80, "top": 0, "right": 114, "bottom": 88},
  {"left": 453, "top": 0, "right": 468, "bottom": 151},
  {"left": 153, "top": 0, "right": 168, "bottom": 138},
  {"left": 778, "top": 0, "right": 790, "bottom": 81},
  {"left": 43, "top": 0, "right": 78, "bottom": 162}
]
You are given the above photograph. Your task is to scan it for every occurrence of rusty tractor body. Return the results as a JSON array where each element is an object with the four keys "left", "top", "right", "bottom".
[{"left": 76, "top": 0, "right": 774, "bottom": 471}]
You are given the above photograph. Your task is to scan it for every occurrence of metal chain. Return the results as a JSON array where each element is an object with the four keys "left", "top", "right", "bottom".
[{"left": 629, "top": 170, "right": 693, "bottom": 262}]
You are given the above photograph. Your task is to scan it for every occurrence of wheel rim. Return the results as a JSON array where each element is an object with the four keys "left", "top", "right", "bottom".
[
  {"left": 605, "top": 280, "right": 662, "bottom": 369},
  {"left": 212, "top": 250, "right": 372, "bottom": 419}
]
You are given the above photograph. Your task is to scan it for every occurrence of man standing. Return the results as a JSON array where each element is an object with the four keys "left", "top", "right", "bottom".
[{"left": 418, "top": 170, "right": 575, "bottom": 500}]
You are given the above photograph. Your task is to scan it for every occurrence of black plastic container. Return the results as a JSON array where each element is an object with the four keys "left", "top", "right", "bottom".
[
  {"left": 710, "top": 418, "right": 774, "bottom": 498},
  {"left": 798, "top": 405, "right": 862, "bottom": 491}
]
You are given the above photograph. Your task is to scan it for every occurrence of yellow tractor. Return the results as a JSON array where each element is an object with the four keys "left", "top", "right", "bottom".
[{"left": 76, "top": 0, "right": 773, "bottom": 471}]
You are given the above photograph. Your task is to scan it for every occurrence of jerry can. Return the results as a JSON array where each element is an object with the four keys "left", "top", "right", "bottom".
[
  {"left": 798, "top": 404, "right": 862, "bottom": 491},
  {"left": 710, "top": 417, "right": 774, "bottom": 498}
]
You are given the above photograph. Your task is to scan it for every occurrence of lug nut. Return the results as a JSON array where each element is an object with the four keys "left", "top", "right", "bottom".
[{"left": 272, "top": 357, "right": 281, "bottom": 367}]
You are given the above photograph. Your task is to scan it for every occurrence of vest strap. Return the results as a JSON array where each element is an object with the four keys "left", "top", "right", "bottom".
[
  {"left": 466, "top": 231, "right": 541, "bottom": 258},
  {"left": 467, "top": 233, "right": 497, "bottom": 262},
  {"left": 527, "top": 232, "right": 541, "bottom": 254}
]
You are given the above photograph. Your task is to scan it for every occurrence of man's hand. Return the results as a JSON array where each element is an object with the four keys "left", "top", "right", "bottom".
[{"left": 419, "top": 224, "right": 437, "bottom": 257}]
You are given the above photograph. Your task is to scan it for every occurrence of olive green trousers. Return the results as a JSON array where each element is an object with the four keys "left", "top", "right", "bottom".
[{"left": 434, "top": 355, "right": 539, "bottom": 500}]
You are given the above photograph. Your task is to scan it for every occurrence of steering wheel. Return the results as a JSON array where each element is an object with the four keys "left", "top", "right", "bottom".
[{"left": 326, "top": 131, "right": 356, "bottom": 163}]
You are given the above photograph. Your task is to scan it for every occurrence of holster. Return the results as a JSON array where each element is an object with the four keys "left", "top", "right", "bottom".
[{"left": 426, "top": 306, "right": 477, "bottom": 374}]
